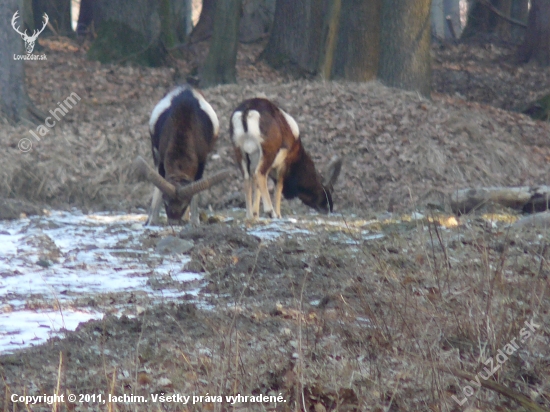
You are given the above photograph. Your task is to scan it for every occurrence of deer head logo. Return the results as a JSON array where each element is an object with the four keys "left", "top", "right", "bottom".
[{"left": 12, "top": 11, "right": 49, "bottom": 54}]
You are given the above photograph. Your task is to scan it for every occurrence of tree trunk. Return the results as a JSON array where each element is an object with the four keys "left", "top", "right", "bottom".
[
  {"left": 0, "top": 0, "right": 45, "bottom": 125},
  {"left": 494, "top": 0, "right": 513, "bottom": 39},
  {"left": 189, "top": 0, "right": 216, "bottom": 42},
  {"left": 199, "top": 0, "right": 243, "bottom": 87},
  {"left": 239, "top": 0, "right": 276, "bottom": 43},
  {"left": 462, "top": 0, "right": 493, "bottom": 38},
  {"left": 86, "top": 0, "right": 168, "bottom": 67},
  {"left": 159, "top": 0, "right": 176, "bottom": 49},
  {"left": 318, "top": 0, "right": 342, "bottom": 79},
  {"left": 171, "top": 0, "right": 193, "bottom": 43},
  {"left": 330, "top": 0, "right": 381, "bottom": 81},
  {"left": 444, "top": 0, "right": 461, "bottom": 39},
  {"left": 261, "top": 0, "right": 326, "bottom": 75},
  {"left": 510, "top": 0, "right": 528, "bottom": 42},
  {"left": 76, "top": 0, "right": 93, "bottom": 35},
  {"left": 431, "top": 0, "right": 445, "bottom": 39},
  {"left": 378, "top": 0, "right": 432, "bottom": 97},
  {"left": 33, "top": 0, "right": 72, "bottom": 36},
  {"left": 517, "top": 0, "right": 550, "bottom": 66}
]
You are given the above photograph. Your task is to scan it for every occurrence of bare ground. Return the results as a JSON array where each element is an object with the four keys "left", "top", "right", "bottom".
[{"left": 1, "top": 39, "right": 550, "bottom": 411}]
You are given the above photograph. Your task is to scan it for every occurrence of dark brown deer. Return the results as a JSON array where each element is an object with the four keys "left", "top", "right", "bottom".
[
  {"left": 230, "top": 98, "right": 341, "bottom": 219},
  {"left": 136, "top": 85, "right": 229, "bottom": 226}
]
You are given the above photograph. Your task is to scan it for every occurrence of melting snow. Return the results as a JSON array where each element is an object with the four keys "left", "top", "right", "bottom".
[
  {"left": 0, "top": 210, "right": 200, "bottom": 354},
  {"left": 0, "top": 209, "right": 385, "bottom": 354}
]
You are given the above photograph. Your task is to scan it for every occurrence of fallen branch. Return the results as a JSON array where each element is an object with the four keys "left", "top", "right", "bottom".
[
  {"left": 437, "top": 366, "right": 550, "bottom": 412},
  {"left": 450, "top": 185, "right": 550, "bottom": 214}
]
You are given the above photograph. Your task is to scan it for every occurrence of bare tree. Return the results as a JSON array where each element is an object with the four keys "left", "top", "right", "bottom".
[
  {"left": 378, "top": 0, "right": 432, "bottom": 96},
  {"left": 85, "top": 0, "right": 170, "bottom": 66},
  {"left": 462, "top": 0, "right": 494, "bottom": 38},
  {"left": 200, "top": 0, "right": 243, "bottom": 86},
  {"left": 517, "top": 0, "right": 550, "bottom": 66},
  {"left": 0, "top": 0, "right": 45, "bottom": 124},
  {"left": 190, "top": 0, "right": 275, "bottom": 44},
  {"left": 261, "top": 0, "right": 326, "bottom": 75},
  {"left": 511, "top": 0, "right": 528, "bottom": 41},
  {"left": 328, "top": 0, "right": 381, "bottom": 81}
]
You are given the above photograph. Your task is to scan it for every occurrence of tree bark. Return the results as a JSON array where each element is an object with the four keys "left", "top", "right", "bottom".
[
  {"left": 431, "top": 0, "right": 445, "bottom": 39},
  {"left": 378, "top": 0, "right": 432, "bottom": 96},
  {"left": 318, "top": 0, "right": 342, "bottom": 79},
  {"left": 462, "top": 0, "right": 493, "bottom": 38},
  {"left": 261, "top": 0, "right": 326, "bottom": 75},
  {"left": 171, "top": 0, "right": 193, "bottom": 43},
  {"left": 76, "top": 0, "right": 93, "bottom": 35},
  {"left": 239, "top": 0, "right": 276, "bottom": 43},
  {"left": 189, "top": 0, "right": 216, "bottom": 42},
  {"left": 330, "top": 0, "right": 381, "bottom": 81},
  {"left": 510, "top": 0, "right": 528, "bottom": 41},
  {"left": 32, "top": 0, "right": 72, "bottom": 36},
  {"left": 191, "top": 0, "right": 275, "bottom": 44},
  {"left": 0, "top": 0, "right": 45, "bottom": 125},
  {"left": 494, "top": 0, "right": 513, "bottom": 39},
  {"left": 200, "top": 0, "right": 243, "bottom": 86},
  {"left": 159, "top": 0, "right": 176, "bottom": 49},
  {"left": 517, "top": 0, "right": 550, "bottom": 67},
  {"left": 86, "top": 0, "right": 168, "bottom": 67}
]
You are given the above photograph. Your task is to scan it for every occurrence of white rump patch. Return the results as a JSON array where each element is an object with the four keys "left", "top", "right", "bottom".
[
  {"left": 149, "top": 85, "right": 187, "bottom": 134},
  {"left": 280, "top": 109, "right": 299, "bottom": 139},
  {"left": 231, "top": 110, "right": 263, "bottom": 155},
  {"left": 231, "top": 111, "right": 245, "bottom": 145},
  {"left": 192, "top": 89, "right": 220, "bottom": 137},
  {"left": 246, "top": 110, "right": 262, "bottom": 141}
]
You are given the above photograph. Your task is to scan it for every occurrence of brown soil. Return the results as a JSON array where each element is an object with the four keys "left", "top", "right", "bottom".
[{"left": 1, "top": 38, "right": 550, "bottom": 411}]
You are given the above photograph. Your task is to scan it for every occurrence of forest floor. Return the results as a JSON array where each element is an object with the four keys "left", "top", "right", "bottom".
[{"left": 0, "top": 38, "right": 550, "bottom": 411}]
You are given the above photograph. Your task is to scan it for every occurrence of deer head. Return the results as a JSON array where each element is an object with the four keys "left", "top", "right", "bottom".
[{"left": 12, "top": 11, "right": 49, "bottom": 54}]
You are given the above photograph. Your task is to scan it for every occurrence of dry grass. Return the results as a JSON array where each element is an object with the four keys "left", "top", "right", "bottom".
[{"left": 1, "top": 215, "right": 549, "bottom": 411}]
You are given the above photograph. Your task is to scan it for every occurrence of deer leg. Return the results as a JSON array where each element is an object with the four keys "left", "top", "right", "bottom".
[
  {"left": 257, "top": 173, "right": 276, "bottom": 218},
  {"left": 241, "top": 158, "right": 254, "bottom": 219},
  {"left": 145, "top": 187, "right": 163, "bottom": 226},
  {"left": 189, "top": 195, "right": 200, "bottom": 226},
  {"left": 273, "top": 175, "right": 284, "bottom": 219},
  {"left": 253, "top": 174, "right": 262, "bottom": 218},
  {"left": 183, "top": 206, "right": 191, "bottom": 222},
  {"left": 244, "top": 177, "right": 254, "bottom": 219}
]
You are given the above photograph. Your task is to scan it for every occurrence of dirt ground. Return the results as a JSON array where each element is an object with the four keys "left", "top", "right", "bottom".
[{"left": 1, "top": 38, "right": 550, "bottom": 411}]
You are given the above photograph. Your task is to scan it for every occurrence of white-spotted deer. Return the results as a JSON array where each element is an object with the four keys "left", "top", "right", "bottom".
[{"left": 230, "top": 98, "right": 341, "bottom": 219}]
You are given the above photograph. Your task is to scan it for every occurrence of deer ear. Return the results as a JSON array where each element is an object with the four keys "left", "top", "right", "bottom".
[{"left": 323, "top": 156, "right": 342, "bottom": 190}]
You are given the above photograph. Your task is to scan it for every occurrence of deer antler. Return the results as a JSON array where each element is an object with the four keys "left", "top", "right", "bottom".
[{"left": 11, "top": 11, "right": 28, "bottom": 38}]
